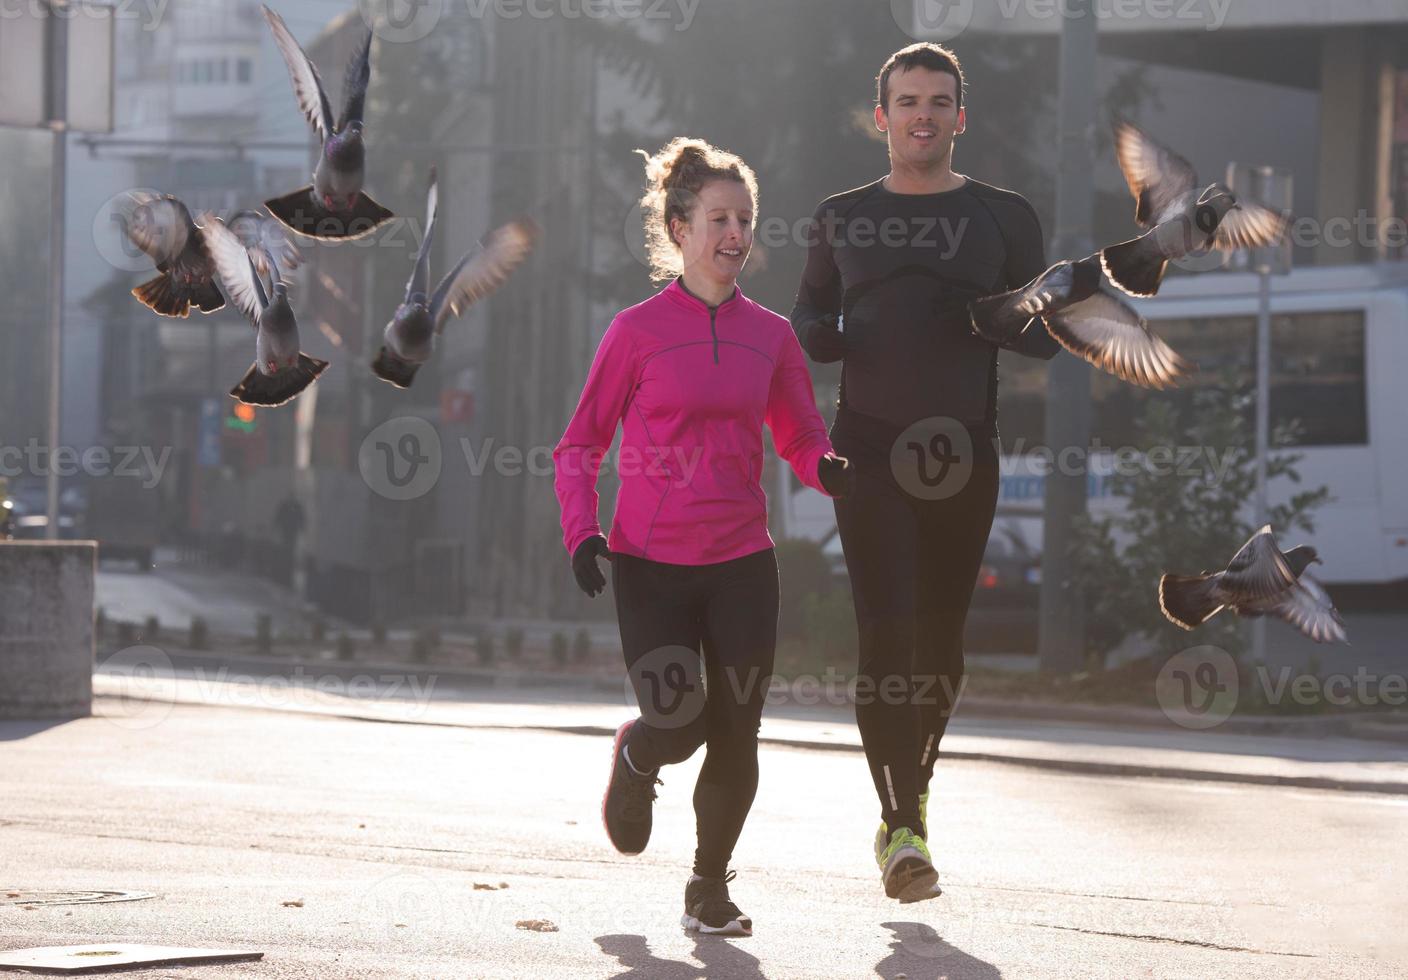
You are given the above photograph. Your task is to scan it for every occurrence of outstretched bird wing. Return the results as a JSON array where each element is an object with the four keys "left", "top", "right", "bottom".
[
  {"left": 200, "top": 216, "right": 268, "bottom": 324},
  {"left": 1042, "top": 291, "right": 1193, "bottom": 389},
  {"left": 1114, "top": 119, "right": 1199, "bottom": 228},
  {"left": 1270, "top": 574, "right": 1349, "bottom": 644},
  {"left": 406, "top": 167, "right": 438, "bottom": 303},
  {"left": 430, "top": 218, "right": 539, "bottom": 334},
  {"left": 262, "top": 4, "right": 334, "bottom": 143},
  {"left": 338, "top": 30, "right": 373, "bottom": 133},
  {"left": 1222, "top": 524, "right": 1298, "bottom": 601},
  {"left": 121, "top": 192, "right": 192, "bottom": 268},
  {"left": 228, "top": 209, "right": 303, "bottom": 279},
  {"left": 1212, "top": 199, "right": 1289, "bottom": 252}
]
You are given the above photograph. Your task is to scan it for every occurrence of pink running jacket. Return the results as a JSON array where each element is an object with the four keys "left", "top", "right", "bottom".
[{"left": 553, "top": 278, "right": 838, "bottom": 565}]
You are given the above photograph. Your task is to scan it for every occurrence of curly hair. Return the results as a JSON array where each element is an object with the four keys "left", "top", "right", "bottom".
[{"left": 636, "top": 137, "right": 759, "bottom": 283}]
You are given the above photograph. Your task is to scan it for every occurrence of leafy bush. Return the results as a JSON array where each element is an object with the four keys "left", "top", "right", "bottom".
[{"left": 1071, "top": 372, "right": 1330, "bottom": 664}]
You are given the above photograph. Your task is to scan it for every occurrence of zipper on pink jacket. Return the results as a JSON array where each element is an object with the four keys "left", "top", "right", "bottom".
[{"left": 709, "top": 306, "right": 719, "bottom": 364}]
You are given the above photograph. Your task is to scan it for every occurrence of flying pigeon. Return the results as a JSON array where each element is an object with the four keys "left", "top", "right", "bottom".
[
  {"left": 1159, "top": 524, "right": 1348, "bottom": 644},
  {"left": 371, "top": 167, "right": 538, "bottom": 388},
  {"left": 1103, "top": 120, "right": 1289, "bottom": 297},
  {"left": 201, "top": 216, "right": 329, "bottom": 407},
  {"left": 227, "top": 209, "right": 303, "bottom": 280},
  {"left": 969, "top": 252, "right": 1193, "bottom": 390},
  {"left": 121, "top": 192, "right": 225, "bottom": 318},
  {"left": 261, "top": 5, "right": 393, "bottom": 240}
]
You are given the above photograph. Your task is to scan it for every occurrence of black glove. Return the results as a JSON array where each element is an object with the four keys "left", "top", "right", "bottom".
[
  {"left": 805, "top": 314, "right": 851, "bottom": 363},
  {"left": 571, "top": 535, "right": 611, "bottom": 597},
  {"left": 817, "top": 453, "right": 856, "bottom": 498}
]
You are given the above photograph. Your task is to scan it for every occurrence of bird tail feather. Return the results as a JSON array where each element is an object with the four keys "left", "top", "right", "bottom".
[
  {"left": 1158, "top": 573, "right": 1223, "bottom": 630},
  {"left": 192, "top": 278, "right": 226, "bottom": 313},
  {"left": 131, "top": 273, "right": 190, "bottom": 318},
  {"left": 264, "top": 186, "right": 393, "bottom": 241},
  {"left": 264, "top": 187, "right": 323, "bottom": 239},
  {"left": 230, "top": 354, "right": 329, "bottom": 407},
  {"left": 370, "top": 346, "right": 422, "bottom": 389},
  {"left": 1100, "top": 236, "right": 1166, "bottom": 298}
]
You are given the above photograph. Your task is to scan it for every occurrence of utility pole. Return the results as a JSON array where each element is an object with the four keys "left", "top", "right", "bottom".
[
  {"left": 44, "top": 2, "right": 68, "bottom": 539},
  {"left": 1038, "top": 0, "right": 1097, "bottom": 673}
]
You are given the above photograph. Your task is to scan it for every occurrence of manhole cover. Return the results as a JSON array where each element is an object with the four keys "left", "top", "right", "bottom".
[{"left": 0, "top": 891, "right": 156, "bottom": 907}]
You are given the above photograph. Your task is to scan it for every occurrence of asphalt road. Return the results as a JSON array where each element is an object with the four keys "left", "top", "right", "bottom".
[{"left": 4, "top": 697, "right": 1406, "bottom": 979}]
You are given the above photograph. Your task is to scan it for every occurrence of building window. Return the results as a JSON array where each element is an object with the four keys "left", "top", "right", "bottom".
[
  {"left": 998, "top": 309, "right": 1369, "bottom": 451},
  {"left": 218, "top": 59, "right": 228, "bottom": 83},
  {"left": 237, "top": 58, "right": 251, "bottom": 83}
]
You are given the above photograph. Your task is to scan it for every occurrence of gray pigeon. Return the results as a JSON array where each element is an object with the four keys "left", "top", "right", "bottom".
[
  {"left": 1159, "top": 524, "right": 1348, "bottom": 644},
  {"left": 202, "top": 216, "right": 328, "bottom": 407},
  {"left": 122, "top": 192, "right": 225, "bottom": 318},
  {"left": 371, "top": 167, "right": 538, "bottom": 389},
  {"left": 1104, "top": 120, "right": 1289, "bottom": 297},
  {"left": 261, "top": 5, "right": 393, "bottom": 240},
  {"left": 969, "top": 253, "right": 1193, "bottom": 390}
]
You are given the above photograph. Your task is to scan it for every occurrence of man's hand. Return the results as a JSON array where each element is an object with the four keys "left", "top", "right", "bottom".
[
  {"left": 571, "top": 535, "right": 612, "bottom": 597},
  {"left": 806, "top": 314, "right": 851, "bottom": 363},
  {"left": 817, "top": 453, "right": 856, "bottom": 498}
]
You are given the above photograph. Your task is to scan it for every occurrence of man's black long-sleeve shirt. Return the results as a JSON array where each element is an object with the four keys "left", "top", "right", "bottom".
[{"left": 791, "top": 176, "right": 1060, "bottom": 435}]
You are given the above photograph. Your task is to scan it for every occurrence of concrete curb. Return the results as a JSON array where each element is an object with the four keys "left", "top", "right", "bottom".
[
  {"left": 116, "top": 648, "right": 1408, "bottom": 746},
  {"left": 86, "top": 694, "right": 1408, "bottom": 798},
  {"left": 91, "top": 650, "right": 1408, "bottom": 796}
]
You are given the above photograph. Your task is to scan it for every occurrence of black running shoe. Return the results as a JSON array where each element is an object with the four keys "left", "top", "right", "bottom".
[
  {"left": 601, "top": 719, "right": 661, "bottom": 855},
  {"left": 681, "top": 870, "right": 752, "bottom": 936}
]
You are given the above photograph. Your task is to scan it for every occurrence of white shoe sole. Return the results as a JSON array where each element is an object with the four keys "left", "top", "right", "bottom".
[
  {"left": 883, "top": 848, "right": 942, "bottom": 904},
  {"left": 681, "top": 913, "right": 752, "bottom": 936}
]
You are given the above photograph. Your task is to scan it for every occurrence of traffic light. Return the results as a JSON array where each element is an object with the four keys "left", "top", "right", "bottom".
[{"left": 225, "top": 403, "right": 257, "bottom": 434}]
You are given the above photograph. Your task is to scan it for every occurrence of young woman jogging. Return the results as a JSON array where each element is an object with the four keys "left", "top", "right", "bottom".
[{"left": 553, "top": 137, "right": 853, "bottom": 936}]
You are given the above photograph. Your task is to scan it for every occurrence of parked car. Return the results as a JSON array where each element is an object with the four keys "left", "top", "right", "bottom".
[
  {"left": 965, "top": 521, "right": 1041, "bottom": 654},
  {"left": 6, "top": 480, "right": 85, "bottom": 540}
]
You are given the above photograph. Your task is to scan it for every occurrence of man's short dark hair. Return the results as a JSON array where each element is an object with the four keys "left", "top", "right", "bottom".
[{"left": 876, "top": 43, "right": 965, "bottom": 112}]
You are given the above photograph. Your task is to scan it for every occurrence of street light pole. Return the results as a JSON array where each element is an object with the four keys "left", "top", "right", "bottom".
[
  {"left": 1038, "top": 0, "right": 1097, "bottom": 673},
  {"left": 1229, "top": 161, "right": 1291, "bottom": 669},
  {"left": 1251, "top": 256, "right": 1272, "bottom": 667},
  {"left": 45, "top": 2, "right": 69, "bottom": 540}
]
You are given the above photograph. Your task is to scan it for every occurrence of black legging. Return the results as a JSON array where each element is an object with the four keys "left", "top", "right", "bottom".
[
  {"left": 830, "top": 408, "right": 1000, "bottom": 838},
  {"left": 612, "top": 547, "right": 779, "bottom": 879}
]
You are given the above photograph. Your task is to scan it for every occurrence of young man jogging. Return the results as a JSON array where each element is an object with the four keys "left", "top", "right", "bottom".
[{"left": 790, "top": 43, "right": 1060, "bottom": 903}]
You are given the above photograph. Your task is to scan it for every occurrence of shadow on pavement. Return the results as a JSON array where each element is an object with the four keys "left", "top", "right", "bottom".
[
  {"left": 0, "top": 718, "right": 77, "bottom": 742},
  {"left": 595, "top": 932, "right": 765, "bottom": 979},
  {"left": 878, "top": 921, "right": 1001, "bottom": 980}
]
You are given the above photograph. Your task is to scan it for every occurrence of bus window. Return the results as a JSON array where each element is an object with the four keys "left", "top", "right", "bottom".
[{"left": 997, "top": 309, "right": 1368, "bottom": 450}]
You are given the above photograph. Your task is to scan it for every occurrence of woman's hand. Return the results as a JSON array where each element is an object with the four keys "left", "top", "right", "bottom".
[
  {"left": 571, "top": 535, "right": 612, "bottom": 597},
  {"left": 817, "top": 453, "right": 856, "bottom": 498}
]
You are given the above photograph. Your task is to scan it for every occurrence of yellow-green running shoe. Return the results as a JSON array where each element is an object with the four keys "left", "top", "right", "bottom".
[
  {"left": 878, "top": 827, "right": 941, "bottom": 903},
  {"left": 873, "top": 790, "right": 929, "bottom": 869}
]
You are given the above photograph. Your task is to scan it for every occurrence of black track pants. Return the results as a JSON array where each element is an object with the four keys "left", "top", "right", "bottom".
[
  {"left": 830, "top": 409, "right": 1000, "bottom": 838},
  {"left": 612, "top": 547, "right": 779, "bottom": 878}
]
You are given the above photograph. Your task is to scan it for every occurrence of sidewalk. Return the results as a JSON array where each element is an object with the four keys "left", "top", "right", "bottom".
[{"left": 94, "top": 652, "right": 1408, "bottom": 796}]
